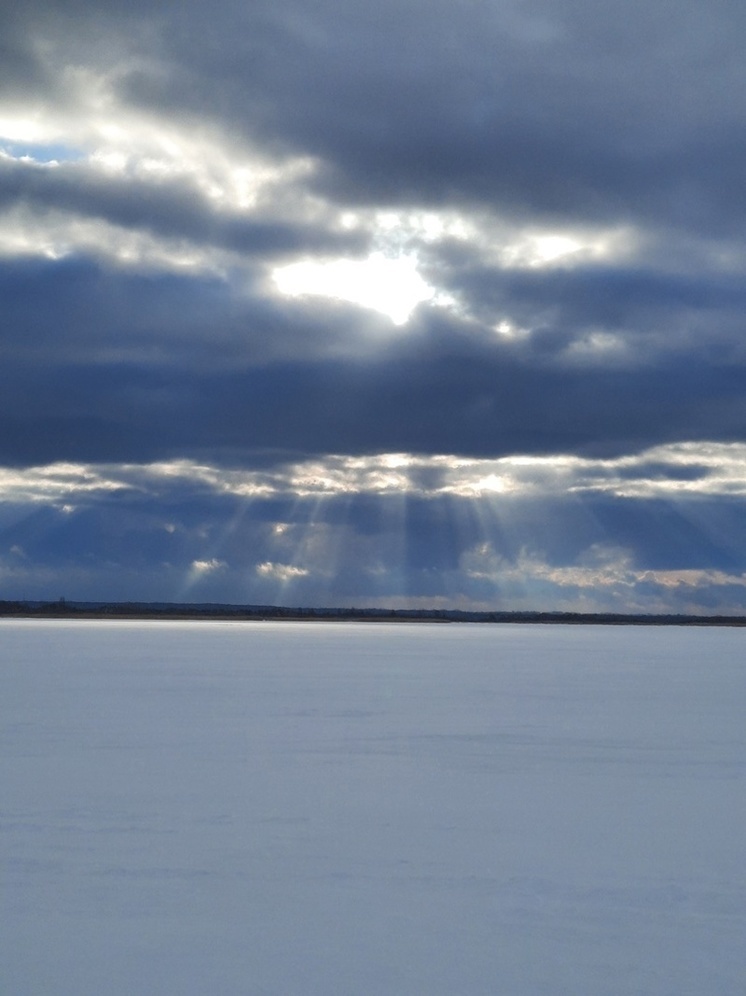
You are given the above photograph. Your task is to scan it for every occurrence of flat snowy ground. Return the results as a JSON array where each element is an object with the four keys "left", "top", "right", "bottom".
[{"left": 2, "top": 621, "right": 744, "bottom": 995}]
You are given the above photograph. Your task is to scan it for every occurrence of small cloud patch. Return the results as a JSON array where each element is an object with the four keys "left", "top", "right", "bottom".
[
  {"left": 190, "top": 558, "right": 226, "bottom": 574},
  {"left": 256, "top": 561, "right": 309, "bottom": 582}
]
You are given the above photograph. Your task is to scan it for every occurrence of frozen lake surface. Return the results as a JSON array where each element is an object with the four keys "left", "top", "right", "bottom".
[{"left": 2, "top": 620, "right": 744, "bottom": 994}]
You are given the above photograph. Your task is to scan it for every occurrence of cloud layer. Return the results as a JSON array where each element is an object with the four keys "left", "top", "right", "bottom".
[{"left": 2, "top": 0, "right": 746, "bottom": 611}]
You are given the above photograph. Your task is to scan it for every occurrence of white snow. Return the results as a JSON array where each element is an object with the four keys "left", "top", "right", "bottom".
[{"left": 1, "top": 620, "right": 744, "bottom": 994}]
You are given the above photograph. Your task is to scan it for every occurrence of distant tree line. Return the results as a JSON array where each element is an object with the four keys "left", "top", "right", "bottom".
[{"left": 1, "top": 599, "right": 745, "bottom": 626}]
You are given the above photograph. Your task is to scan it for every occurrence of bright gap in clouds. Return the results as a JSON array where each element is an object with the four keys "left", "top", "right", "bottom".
[
  {"left": 273, "top": 252, "right": 437, "bottom": 325},
  {"left": 531, "top": 234, "right": 583, "bottom": 264}
]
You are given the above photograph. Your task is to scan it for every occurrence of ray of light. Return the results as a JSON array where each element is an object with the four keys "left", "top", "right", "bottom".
[
  {"left": 254, "top": 492, "right": 331, "bottom": 605},
  {"left": 173, "top": 495, "right": 261, "bottom": 603}
]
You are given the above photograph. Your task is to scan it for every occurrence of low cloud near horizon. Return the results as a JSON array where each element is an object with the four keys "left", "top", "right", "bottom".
[{"left": 2, "top": 0, "right": 746, "bottom": 613}]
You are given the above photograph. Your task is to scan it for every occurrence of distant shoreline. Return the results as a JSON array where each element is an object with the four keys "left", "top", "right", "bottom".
[{"left": 1, "top": 599, "right": 745, "bottom": 627}]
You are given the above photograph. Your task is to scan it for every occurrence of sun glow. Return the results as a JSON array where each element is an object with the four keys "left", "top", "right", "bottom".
[
  {"left": 531, "top": 234, "right": 583, "bottom": 263},
  {"left": 496, "top": 225, "right": 636, "bottom": 269},
  {"left": 273, "top": 252, "right": 438, "bottom": 325},
  {"left": 0, "top": 116, "right": 55, "bottom": 145}
]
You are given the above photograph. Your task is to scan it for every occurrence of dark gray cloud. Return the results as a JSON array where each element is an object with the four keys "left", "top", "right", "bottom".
[
  {"left": 104, "top": 0, "right": 746, "bottom": 235},
  {"left": 2, "top": 254, "right": 746, "bottom": 469},
  {"left": 6, "top": 0, "right": 746, "bottom": 235},
  {"left": 423, "top": 254, "right": 746, "bottom": 361}
]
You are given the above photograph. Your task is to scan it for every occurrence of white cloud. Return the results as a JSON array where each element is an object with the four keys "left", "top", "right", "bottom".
[
  {"left": 256, "top": 561, "right": 309, "bottom": 582},
  {"left": 190, "top": 558, "right": 227, "bottom": 574}
]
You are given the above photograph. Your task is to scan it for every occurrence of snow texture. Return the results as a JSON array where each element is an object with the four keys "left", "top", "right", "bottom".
[{"left": 2, "top": 620, "right": 744, "bottom": 995}]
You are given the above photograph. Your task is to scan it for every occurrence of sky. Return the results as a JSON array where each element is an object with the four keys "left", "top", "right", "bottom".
[{"left": 1, "top": 0, "right": 746, "bottom": 613}]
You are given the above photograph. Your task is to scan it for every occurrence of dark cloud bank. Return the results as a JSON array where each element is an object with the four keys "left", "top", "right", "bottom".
[{"left": 1, "top": 0, "right": 746, "bottom": 611}]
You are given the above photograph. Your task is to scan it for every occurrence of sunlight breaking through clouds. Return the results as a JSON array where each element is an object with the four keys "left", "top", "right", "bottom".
[
  {"left": 3, "top": 446, "right": 746, "bottom": 613},
  {"left": 2, "top": 0, "right": 746, "bottom": 617},
  {"left": 3, "top": 443, "right": 746, "bottom": 505},
  {"left": 273, "top": 252, "right": 439, "bottom": 325},
  {"left": 498, "top": 226, "right": 635, "bottom": 269},
  {"left": 1, "top": 92, "right": 637, "bottom": 324}
]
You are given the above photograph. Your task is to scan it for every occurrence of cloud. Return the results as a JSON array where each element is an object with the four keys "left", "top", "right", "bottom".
[
  {"left": 4, "top": 444, "right": 746, "bottom": 509},
  {"left": 0, "top": 446, "right": 745, "bottom": 610},
  {"left": 256, "top": 561, "right": 310, "bottom": 582},
  {"left": 0, "top": 152, "right": 365, "bottom": 263},
  {"left": 1, "top": 291, "right": 744, "bottom": 467},
  {"left": 190, "top": 558, "right": 226, "bottom": 574},
  {"left": 2, "top": 479, "right": 745, "bottom": 612},
  {"left": 1, "top": 0, "right": 746, "bottom": 611},
  {"left": 5, "top": 1, "right": 746, "bottom": 235}
]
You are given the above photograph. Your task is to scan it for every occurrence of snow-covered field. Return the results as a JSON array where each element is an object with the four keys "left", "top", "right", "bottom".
[{"left": 2, "top": 620, "right": 744, "bottom": 995}]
